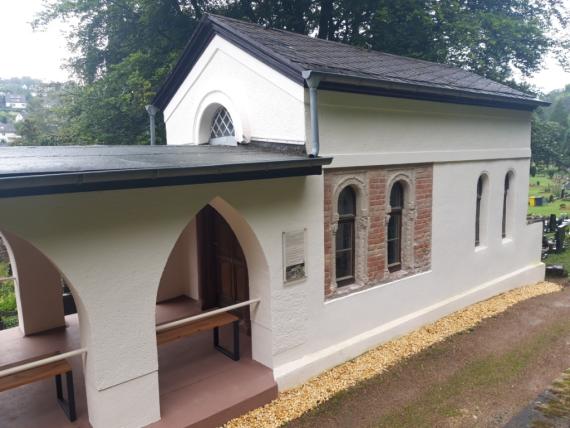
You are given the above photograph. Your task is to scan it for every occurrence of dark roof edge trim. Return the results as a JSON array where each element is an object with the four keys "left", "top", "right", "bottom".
[
  {"left": 0, "top": 166, "right": 324, "bottom": 198},
  {"left": 152, "top": 15, "right": 304, "bottom": 110},
  {"left": 0, "top": 157, "right": 332, "bottom": 198},
  {"left": 313, "top": 72, "right": 548, "bottom": 111}
]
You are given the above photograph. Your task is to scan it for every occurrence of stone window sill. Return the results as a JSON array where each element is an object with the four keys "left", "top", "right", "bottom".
[{"left": 325, "top": 269, "right": 425, "bottom": 302}]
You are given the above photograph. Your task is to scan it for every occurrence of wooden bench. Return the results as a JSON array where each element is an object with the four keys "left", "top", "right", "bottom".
[
  {"left": 157, "top": 312, "right": 241, "bottom": 361},
  {"left": 0, "top": 352, "right": 76, "bottom": 421}
]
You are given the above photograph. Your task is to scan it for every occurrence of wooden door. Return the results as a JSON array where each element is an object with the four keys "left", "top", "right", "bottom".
[{"left": 197, "top": 205, "right": 249, "bottom": 323}]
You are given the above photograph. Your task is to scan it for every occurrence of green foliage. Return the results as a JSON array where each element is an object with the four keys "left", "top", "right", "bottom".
[
  {"left": 0, "top": 77, "right": 43, "bottom": 96},
  {"left": 371, "top": 0, "right": 568, "bottom": 84},
  {"left": 0, "top": 261, "right": 16, "bottom": 314},
  {"left": 532, "top": 85, "right": 570, "bottom": 167},
  {"left": 530, "top": 164, "right": 537, "bottom": 177},
  {"left": 532, "top": 117, "right": 568, "bottom": 167},
  {"left": 32, "top": 0, "right": 570, "bottom": 145},
  {"left": 14, "top": 83, "right": 74, "bottom": 146}
]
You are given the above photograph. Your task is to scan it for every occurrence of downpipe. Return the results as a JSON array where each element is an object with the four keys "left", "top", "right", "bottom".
[{"left": 303, "top": 71, "right": 321, "bottom": 157}]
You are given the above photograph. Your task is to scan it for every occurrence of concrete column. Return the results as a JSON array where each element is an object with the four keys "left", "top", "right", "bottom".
[{"left": 1, "top": 230, "right": 65, "bottom": 335}]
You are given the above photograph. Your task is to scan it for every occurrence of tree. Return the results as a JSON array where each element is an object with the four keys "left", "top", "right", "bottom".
[
  {"left": 371, "top": 0, "right": 569, "bottom": 84},
  {"left": 35, "top": 0, "right": 201, "bottom": 144},
  {"left": 531, "top": 117, "right": 568, "bottom": 167},
  {"left": 35, "top": 0, "right": 569, "bottom": 145},
  {"left": 14, "top": 83, "right": 74, "bottom": 146}
]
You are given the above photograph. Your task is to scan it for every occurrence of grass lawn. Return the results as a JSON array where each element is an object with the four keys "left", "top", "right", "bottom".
[
  {"left": 543, "top": 248, "right": 570, "bottom": 267},
  {"left": 528, "top": 173, "right": 568, "bottom": 217}
]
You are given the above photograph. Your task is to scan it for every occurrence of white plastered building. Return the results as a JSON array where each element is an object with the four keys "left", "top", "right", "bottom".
[{"left": 0, "top": 14, "right": 545, "bottom": 428}]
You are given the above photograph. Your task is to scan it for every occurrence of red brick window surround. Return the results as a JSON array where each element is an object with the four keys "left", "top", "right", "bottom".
[{"left": 324, "top": 165, "right": 433, "bottom": 299}]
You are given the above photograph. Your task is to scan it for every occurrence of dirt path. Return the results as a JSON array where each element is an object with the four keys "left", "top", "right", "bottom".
[{"left": 285, "top": 284, "right": 570, "bottom": 428}]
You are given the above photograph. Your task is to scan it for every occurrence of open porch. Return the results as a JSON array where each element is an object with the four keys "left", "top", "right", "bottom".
[{"left": 0, "top": 297, "right": 276, "bottom": 427}]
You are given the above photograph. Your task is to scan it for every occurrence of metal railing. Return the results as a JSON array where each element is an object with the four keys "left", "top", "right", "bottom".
[
  {"left": 156, "top": 298, "right": 261, "bottom": 332},
  {"left": 0, "top": 348, "right": 87, "bottom": 379},
  {"left": 0, "top": 298, "right": 261, "bottom": 379}
]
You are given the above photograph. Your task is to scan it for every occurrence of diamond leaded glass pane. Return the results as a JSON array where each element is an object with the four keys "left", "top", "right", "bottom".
[{"left": 210, "top": 107, "right": 235, "bottom": 139}]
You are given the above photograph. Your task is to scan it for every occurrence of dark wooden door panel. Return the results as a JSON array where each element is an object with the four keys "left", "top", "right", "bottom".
[{"left": 197, "top": 205, "right": 250, "bottom": 332}]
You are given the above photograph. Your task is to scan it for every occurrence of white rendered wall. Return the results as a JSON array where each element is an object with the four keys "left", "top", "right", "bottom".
[
  {"left": 0, "top": 230, "right": 65, "bottom": 335},
  {"left": 271, "top": 157, "right": 543, "bottom": 388},
  {"left": 0, "top": 175, "right": 321, "bottom": 427},
  {"left": 313, "top": 90, "right": 533, "bottom": 168},
  {"left": 157, "top": 219, "right": 199, "bottom": 303},
  {"left": 268, "top": 90, "right": 543, "bottom": 387},
  {"left": 164, "top": 35, "right": 306, "bottom": 146}
]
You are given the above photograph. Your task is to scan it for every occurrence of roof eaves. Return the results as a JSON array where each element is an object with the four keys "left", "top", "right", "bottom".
[
  {"left": 312, "top": 70, "right": 549, "bottom": 111},
  {"left": 0, "top": 156, "right": 333, "bottom": 198}
]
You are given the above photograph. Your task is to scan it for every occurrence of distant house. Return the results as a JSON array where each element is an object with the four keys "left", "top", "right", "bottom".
[
  {"left": 5, "top": 95, "right": 27, "bottom": 110},
  {"left": 0, "top": 122, "right": 19, "bottom": 144},
  {"left": 14, "top": 112, "right": 25, "bottom": 123}
]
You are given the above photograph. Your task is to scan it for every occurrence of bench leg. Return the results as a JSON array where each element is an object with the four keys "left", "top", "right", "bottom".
[
  {"left": 213, "top": 321, "right": 240, "bottom": 361},
  {"left": 54, "top": 371, "right": 77, "bottom": 422}
]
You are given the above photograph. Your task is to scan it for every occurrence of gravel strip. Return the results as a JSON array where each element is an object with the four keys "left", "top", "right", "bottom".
[{"left": 225, "top": 281, "right": 562, "bottom": 428}]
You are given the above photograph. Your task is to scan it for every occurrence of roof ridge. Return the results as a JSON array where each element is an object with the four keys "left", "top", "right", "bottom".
[
  {"left": 207, "top": 14, "right": 532, "bottom": 99},
  {"left": 153, "top": 14, "right": 545, "bottom": 110}
]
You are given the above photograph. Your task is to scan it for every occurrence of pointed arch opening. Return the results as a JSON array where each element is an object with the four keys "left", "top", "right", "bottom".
[
  {"left": 154, "top": 197, "right": 275, "bottom": 426},
  {"left": 0, "top": 229, "right": 88, "bottom": 425}
]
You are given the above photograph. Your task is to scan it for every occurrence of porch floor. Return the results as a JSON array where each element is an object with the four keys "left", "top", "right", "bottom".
[{"left": 0, "top": 297, "right": 276, "bottom": 427}]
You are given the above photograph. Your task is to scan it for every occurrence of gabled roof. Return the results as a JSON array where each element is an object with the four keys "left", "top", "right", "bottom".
[{"left": 153, "top": 14, "right": 546, "bottom": 112}]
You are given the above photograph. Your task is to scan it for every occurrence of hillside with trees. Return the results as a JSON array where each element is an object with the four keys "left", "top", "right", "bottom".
[
  {"left": 532, "top": 86, "right": 570, "bottom": 168},
  {"left": 8, "top": 0, "right": 569, "bottom": 146}
]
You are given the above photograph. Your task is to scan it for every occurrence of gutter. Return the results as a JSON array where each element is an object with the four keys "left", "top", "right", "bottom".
[
  {"left": 0, "top": 156, "right": 333, "bottom": 198},
  {"left": 303, "top": 70, "right": 321, "bottom": 157},
  {"left": 310, "top": 70, "right": 548, "bottom": 111}
]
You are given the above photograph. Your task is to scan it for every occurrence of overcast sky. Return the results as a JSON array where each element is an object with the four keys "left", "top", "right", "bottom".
[{"left": 1, "top": 0, "right": 569, "bottom": 93}]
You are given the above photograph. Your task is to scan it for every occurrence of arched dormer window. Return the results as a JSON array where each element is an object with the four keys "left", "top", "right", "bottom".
[
  {"left": 209, "top": 106, "right": 235, "bottom": 146},
  {"left": 387, "top": 182, "right": 404, "bottom": 272},
  {"left": 336, "top": 186, "right": 356, "bottom": 286}
]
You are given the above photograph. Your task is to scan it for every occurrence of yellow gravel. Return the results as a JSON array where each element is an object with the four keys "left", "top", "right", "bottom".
[{"left": 225, "top": 281, "right": 563, "bottom": 428}]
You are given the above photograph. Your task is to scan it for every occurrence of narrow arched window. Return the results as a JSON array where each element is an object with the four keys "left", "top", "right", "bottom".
[
  {"left": 475, "top": 176, "right": 484, "bottom": 246},
  {"left": 209, "top": 107, "right": 235, "bottom": 145},
  {"left": 336, "top": 186, "right": 356, "bottom": 286},
  {"left": 387, "top": 182, "right": 404, "bottom": 272},
  {"left": 502, "top": 172, "right": 512, "bottom": 238}
]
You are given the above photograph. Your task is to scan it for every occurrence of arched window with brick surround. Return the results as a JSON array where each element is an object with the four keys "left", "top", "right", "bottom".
[
  {"left": 387, "top": 181, "right": 404, "bottom": 272},
  {"left": 336, "top": 186, "right": 356, "bottom": 286}
]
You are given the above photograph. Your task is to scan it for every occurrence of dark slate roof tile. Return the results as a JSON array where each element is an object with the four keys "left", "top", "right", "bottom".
[{"left": 209, "top": 15, "right": 536, "bottom": 102}]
